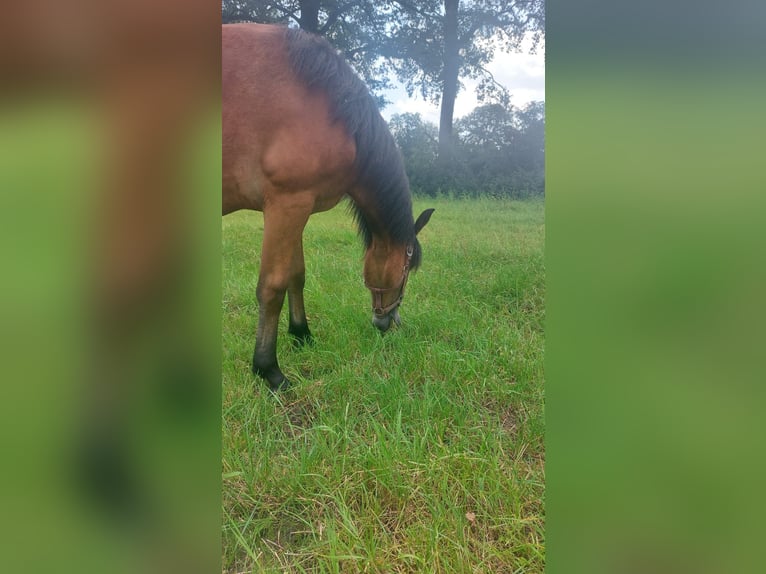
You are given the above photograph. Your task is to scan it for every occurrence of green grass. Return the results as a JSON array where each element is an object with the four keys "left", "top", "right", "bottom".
[{"left": 222, "top": 197, "right": 545, "bottom": 573}]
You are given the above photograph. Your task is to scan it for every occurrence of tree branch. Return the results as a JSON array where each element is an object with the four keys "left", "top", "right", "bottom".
[
  {"left": 272, "top": 4, "right": 300, "bottom": 26},
  {"left": 478, "top": 64, "right": 509, "bottom": 94},
  {"left": 320, "top": 0, "right": 364, "bottom": 34},
  {"left": 390, "top": 0, "right": 440, "bottom": 21}
]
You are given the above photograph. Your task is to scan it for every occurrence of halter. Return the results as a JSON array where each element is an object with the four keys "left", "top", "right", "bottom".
[{"left": 365, "top": 244, "right": 414, "bottom": 317}]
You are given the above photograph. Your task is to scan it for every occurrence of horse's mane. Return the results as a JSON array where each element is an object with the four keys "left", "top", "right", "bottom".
[{"left": 283, "top": 27, "right": 422, "bottom": 270}]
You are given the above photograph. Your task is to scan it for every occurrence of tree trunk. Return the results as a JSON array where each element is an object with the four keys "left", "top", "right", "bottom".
[
  {"left": 438, "top": 0, "right": 460, "bottom": 164},
  {"left": 299, "top": 0, "right": 321, "bottom": 33}
]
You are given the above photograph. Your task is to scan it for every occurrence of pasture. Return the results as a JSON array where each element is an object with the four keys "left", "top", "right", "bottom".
[{"left": 222, "top": 197, "right": 545, "bottom": 573}]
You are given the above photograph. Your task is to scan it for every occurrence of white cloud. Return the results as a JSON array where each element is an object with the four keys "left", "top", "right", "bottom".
[
  {"left": 386, "top": 93, "right": 442, "bottom": 125},
  {"left": 488, "top": 50, "right": 545, "bottom": 94}
]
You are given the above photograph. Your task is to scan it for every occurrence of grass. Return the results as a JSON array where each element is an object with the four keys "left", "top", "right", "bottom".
[{"left": 222, "top": 196, "right": 545, "bottom": 573}]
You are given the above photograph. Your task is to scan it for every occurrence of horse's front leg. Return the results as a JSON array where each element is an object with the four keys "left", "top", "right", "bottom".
[
  {"left": 253, "top": 275, "right": 289, "bottom": 391},
  {"left": 252, "top": 201, "right": 311, "bottom": 391}
]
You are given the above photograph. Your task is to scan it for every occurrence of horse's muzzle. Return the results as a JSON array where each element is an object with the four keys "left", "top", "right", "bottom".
[{"left": 372, "top": 307, "right": 401, "bottom": 332}]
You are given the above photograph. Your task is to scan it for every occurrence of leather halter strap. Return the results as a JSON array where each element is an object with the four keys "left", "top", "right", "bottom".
[{"left": 365, "top": 245, "right": 414, "bottom": 317}]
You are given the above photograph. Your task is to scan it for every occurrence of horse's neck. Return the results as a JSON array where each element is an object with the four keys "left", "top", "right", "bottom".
[
  {"left": 348, "top": 183, "right": 414, "bottom": 253},
  {"left": 348, "top": 186, "right": 384, "bottom": 238}
]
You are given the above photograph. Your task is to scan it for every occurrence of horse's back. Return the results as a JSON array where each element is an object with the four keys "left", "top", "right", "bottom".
[{"left": 222, "top": 24, "right": 356, "bottom": 215}]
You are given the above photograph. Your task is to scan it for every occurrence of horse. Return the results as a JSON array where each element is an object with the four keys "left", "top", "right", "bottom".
[{"left": 222, "top": 23, "right": 434, "bottom": 391}]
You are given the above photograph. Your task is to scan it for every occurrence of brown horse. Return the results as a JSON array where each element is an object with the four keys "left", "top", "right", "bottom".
[{"left": 223, "top": 24, "right": 434, "bottom": 391}]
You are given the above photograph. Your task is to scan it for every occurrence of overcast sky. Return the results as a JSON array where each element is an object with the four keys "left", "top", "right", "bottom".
[{"left": 380, "top": 38, "right": 545, "bottom": 125}]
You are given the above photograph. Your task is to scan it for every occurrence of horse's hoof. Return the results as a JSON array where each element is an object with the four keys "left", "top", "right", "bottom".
[
  {"left": 252, "top": 363, "right": 290, "bottom": 392},
  {"left": 268, "top": 376, "right": 291, "bottom": 393},
  {"left": 291, "top": 332, "right": 314, "bottom": 348},
  {"left": 288, "top": 322, "right": 313, "bottom": 348}
]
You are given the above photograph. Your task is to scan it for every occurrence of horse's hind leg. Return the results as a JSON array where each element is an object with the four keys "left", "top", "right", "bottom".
[
  {"left": 287, "top": 236, "right": 313, "bottom": 347},
  {"left": 252, "top": 200, "right": 312, "bottom": 391}
]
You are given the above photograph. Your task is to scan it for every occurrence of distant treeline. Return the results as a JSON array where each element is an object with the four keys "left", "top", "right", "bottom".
[{"left": 390, "top": 101, "right": 545, "bottom": 198}]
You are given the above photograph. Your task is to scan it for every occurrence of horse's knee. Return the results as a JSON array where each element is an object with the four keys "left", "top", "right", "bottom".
[{"left": 256, "top": 275, "right": 289, "bottom": 304}]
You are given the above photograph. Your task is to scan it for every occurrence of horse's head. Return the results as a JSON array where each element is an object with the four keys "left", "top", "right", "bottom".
[{"left": 363, "top": 208, "right": 434, "bottom": 332}]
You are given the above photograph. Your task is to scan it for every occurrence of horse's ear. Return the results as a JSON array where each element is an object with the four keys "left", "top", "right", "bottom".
[{"left": 414, "top": 208, "right": 435, "bottom": 235}]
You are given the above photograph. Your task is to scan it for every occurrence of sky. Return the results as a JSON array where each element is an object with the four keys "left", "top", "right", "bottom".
[{"left": 380, "top": 38, "right": 545, "bottom": 125}]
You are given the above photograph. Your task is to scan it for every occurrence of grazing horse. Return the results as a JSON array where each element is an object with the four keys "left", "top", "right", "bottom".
[{"left": 222, "top": 24, "right": 434, "bottom": 391}]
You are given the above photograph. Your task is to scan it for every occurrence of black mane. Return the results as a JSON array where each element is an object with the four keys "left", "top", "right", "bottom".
[{"left": 283, "top": 27, "right": 422, "bottom": 270}]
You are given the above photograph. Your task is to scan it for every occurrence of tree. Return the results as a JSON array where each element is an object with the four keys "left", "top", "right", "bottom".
[
  {"left": 455, "top": 103, "right": 518, "bottom": 195},
  {"left": 453, "top": 101, "right": 544, "bottom": 196},
  {"left": 512, "top": 100, "right": 545, "bottom": 182},
  {"left": 382, "top": 1, "right": 544, "bottom": 163},
  {"left": 387, "top": 103, "right": 544, "bottom": 197},
  {"left": 456, "top": 103, "right": 516, "bottom": 152},
  {"left": 222, "top": 1, "right": 281, "bottom": 25},
  {"left": 388, "top": 113, "right": 440, "bottom": 194}
]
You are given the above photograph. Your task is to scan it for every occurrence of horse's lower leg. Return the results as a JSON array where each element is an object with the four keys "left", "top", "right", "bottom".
[
  {"left": 252, "top": 280, "right": 289, "bottom": 391},
  {"left": 288, "top": 303, "right": 313, "bottom": 347}
]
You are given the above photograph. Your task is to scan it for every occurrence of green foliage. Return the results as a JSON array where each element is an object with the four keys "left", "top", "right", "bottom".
[
  {"left": 387, "top": 113, "right": 440, "bottom": 194},
  {"left": 391, "top": 102, "right": 545, "bottom": 198},
  {"left": 222, "top": 197, "right": 545, "bottom": 572}
]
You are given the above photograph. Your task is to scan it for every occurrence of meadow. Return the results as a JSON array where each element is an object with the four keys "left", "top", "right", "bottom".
[{"left": 222, "top": 197, "right": 545, "bottom": 573}]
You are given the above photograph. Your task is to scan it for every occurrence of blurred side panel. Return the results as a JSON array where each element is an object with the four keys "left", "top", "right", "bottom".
[
  {"left": 546, "top": 1, "right": 766, "bottom": 573},
  {"left": 0, "top": 2, "right": 222, "bottom": 573}
]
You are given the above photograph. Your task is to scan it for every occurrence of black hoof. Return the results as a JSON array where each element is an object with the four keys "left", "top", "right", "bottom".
[
  {"left": 289, "top": 324, "right": 314, "bottom": 348},
  {"left": 267, "top": 375, "right": 291, "bottom": 393},
  {"left": 252, "top": 363, "right": 290, "bottom": 393}
]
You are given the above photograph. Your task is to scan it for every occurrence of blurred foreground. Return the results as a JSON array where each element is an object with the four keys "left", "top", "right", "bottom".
[{"left": 0, "top": 2, "right": 221, "bottom": 573}]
